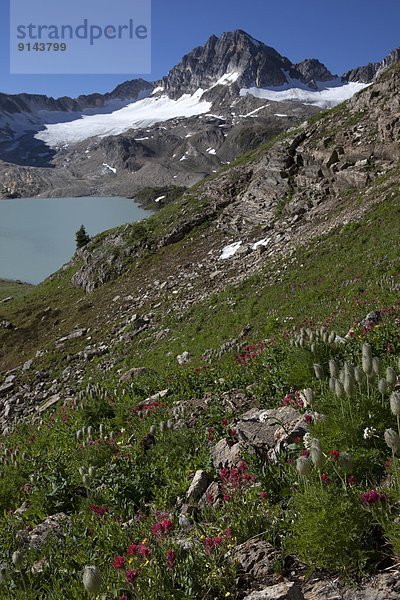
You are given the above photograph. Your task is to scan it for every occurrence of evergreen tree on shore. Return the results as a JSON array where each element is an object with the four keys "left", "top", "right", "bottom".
[{"left": 75, "top": 224, "right": 91, "bottom": 250}]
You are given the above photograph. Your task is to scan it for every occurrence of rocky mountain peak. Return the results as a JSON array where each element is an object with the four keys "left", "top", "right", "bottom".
[
  {"left": 294, "top": 58, "right": 336, "bottom": 87},
  {"left": 162, "top": 30, "right": 340, "bottom": 98}
]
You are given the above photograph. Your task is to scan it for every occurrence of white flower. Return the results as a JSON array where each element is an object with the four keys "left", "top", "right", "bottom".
[
  {"left": 363, "top": 427, "right": 377, "bottom": 440},
  {"left": 303, "top": 433, "right": 313, "bottom": 450},
  {"left": 259, "top": 411, "right": 270, "bottom": 423}
]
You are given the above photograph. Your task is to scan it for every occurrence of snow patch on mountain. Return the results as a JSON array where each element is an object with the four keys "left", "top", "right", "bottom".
[
  {"left": 219, "top": 241, "right": 242, "bottom": 260},
  {"left": 240, "top": 77, "right": 368, "bottom": 109},
  {"left": 35, "top": 90, "right": 212, "bottom": 148}
]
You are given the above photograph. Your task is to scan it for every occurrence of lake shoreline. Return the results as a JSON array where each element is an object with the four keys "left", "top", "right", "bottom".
[{"left": 0, "top": 195, "right": 151, "bottom": 284}]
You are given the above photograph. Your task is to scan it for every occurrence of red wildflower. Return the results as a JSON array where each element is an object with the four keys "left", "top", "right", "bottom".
[
  {"left": 259, "top": 490, "right": 268, "bottom": 499},
  {"left": 89, "top": 505, "right": 109, "bottom": 517},
  {"left": 348, "top": 475, "right": 356, "bottom": 486},
  {"left": 362, "top": 490, "right": 386, "bottom": 506},
  {"left": 151, "top": 519, "right": 174, "bottom": 537},
  {"left": 330, "top": 450, "right": 340, "bottom": 461},
  {"left": 204, "top": 535, "right": 223, "bottom": 554},
  {"left": 113, "top": 556, "right": 126, "bottom": 570},
  {"left": 221, "top": 418, "right": 229, "bottom": 426},
  {"left": 125, "top": 569, "right": 139, "bottom": 584},
  {"left": 206, "top": 493, "right": 215, "bottom": 504},
  {"left": 166, "top": 549, "right": 176, "bottom": 568},
  {"left": 304, "top": 415, "right": 313, "bottom": 424}
]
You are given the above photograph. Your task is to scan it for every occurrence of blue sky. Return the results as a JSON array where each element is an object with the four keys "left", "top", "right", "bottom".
[{"left": 1, "top": 0, "right": 399, "bottom": 98}]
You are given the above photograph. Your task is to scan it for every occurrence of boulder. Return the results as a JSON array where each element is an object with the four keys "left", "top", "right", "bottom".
[
  {"left": 236, "top": 406, "right": 310, "bottom": 461},
  {"left": 119, "top": 367, "right": 149, "bottom": 383},
  {"left": 211, "top": 439, "right": 243, "bottom": 469},
  {"left": 235, "top": 538, "right": 281, "bottom": 581},
  {"left": 17, "top": 513, "right": 70, "bottom": 550},
  {"left": 186, "top": 470, "right": 212, "bottom": 502},
  {"left": 244, "top": 582, "right": 304, "bottom": 600}
]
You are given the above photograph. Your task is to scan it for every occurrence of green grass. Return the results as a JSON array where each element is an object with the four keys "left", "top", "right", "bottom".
[{"left": 0, "top": 279, "right": 33, "bottom": 302}]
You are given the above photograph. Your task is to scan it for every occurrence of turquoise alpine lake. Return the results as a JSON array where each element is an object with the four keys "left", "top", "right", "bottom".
[{"left": 0, "top": 196, "right": 151, "bottom": 284}]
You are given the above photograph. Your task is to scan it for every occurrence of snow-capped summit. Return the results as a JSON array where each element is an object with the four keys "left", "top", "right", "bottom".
[{"left": 161, "top": 30, "right": 339, "bottom": 98}]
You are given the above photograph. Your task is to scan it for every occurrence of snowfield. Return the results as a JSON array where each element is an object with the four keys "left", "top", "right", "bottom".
[
  {"left": 13, "top": 72, "right": 369, "bottom": 149},
  {"left": 240, "top": 77, "right": 369, "bottom": 109},
  {"left": 35, "top": 90, "right": 212, "bottom": 148}
]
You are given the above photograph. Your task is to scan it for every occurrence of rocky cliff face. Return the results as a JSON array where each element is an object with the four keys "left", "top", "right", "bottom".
[
  {"left": 162, "top": 30, "right": 336, "bottom": 98},
  {"left": 343, "top": 47, "right": 400, "bottom": 82}
]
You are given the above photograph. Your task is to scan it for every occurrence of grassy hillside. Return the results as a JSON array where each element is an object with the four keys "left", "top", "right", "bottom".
[
  {"left": 0, "top": 279, "right": 32, "bottom": 303},
  {"left": 0, "top": 67, "right": 400, "bottom": 597}
]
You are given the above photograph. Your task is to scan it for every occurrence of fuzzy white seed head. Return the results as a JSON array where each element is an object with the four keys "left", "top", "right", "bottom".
[
  {"left": 83, "top": 566, "right": 102, "bottom": 594},
  {"left": 304, "top": 388, "right": 315, "bottom": 405},
  {"left": 362, "top": 343, "right": 373, "bottom": 361},
  {"left": 354, "top": 366, "right": 365, "bottom": 384},
  {"left": 88, "top": 466, "right": 96, "bottom": 478},
  {"left": 344, "top": 362, "right": 354, "bottom": 377},
  {"left": 11, "top": 551, "right": 23, "bottom": 569},
  {"left": 362, "top": 355, "right": 373, "bottom": 376},
  {"left": 329, "top": 377, "right": 336, "bottom": 392},
  {"left": 386, "top": 367, "right": 397, "bottom": 386},
  {"left": 372, "top": 357, "right": 380, "bottom": 375},
  {"left": 296, "top": 456, "right": 312, "bottom": 477},
  {"left": 329, "top": 359, "right": 339, "bottom": 378},
  {"left": 378, "top": 379, "right": 388, "bottom": 395},
  {"left": 344, "top": 374, "right": 355, "bottom": 398},
  {"left": 384, "top": 428, "right": 400, "bottom": 453},
  {"left": 314, "top": 364, "right": 324, "bottom": 380},
  {"left": 390, "top": 392, "right": 400, "bottom": 417},
  {"left": 87, "top": 426, "right": 94, "bottom": 439},
  {"left": 335, "top": 379, "right": 345, "bottom": 399},
  {"left": 310, "top": 446, "right": 325, "bottom": 470}
]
